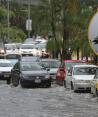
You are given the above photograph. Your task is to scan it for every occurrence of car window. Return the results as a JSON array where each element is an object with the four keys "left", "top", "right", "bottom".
[
  {"left": 73, "top": 67, "right": 96, "bottom": 75},
  {"left": 65, "top": 62, "right": 85, "bottom": 70},
  {"left": 21, "top": 62, "right": 43, "bottom": 71}
]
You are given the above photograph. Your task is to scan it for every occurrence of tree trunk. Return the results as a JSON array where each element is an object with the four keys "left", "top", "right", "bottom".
[{"left": 77, "top": 47, "right": 79, "bottom": 60}]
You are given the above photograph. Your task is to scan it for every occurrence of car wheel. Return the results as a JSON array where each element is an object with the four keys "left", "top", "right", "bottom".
[
  {"left": 64, "top": 80, "right": 66, "bottom": 88},
  {"left": 71, "top": 82, "right": 74, "bottom": 90}
]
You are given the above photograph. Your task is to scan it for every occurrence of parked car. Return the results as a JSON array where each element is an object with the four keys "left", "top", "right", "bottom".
[
  {"left": 56, "top": 60, "right": 86, "bottom": 86},
  {"left": 40, "top": 59, "right": 60, "bottom": 81},
  {"left": 90, "top": 68, "right": 98, "bottom": 97},
  {"left": 0, "top": 59, "right": 13, "bottom": 84},
  {"left": 67, "top": 64, "right": 97, "bottom": 92},
  {"left": 11, "top": 61, "right": 51, "bottom": 88}
]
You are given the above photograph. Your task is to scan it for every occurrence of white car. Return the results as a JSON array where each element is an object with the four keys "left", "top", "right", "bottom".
[
  {"left": 0, "top": 59, "right": 13, "bottom": 84},
  {"left": 66, "top": 64, "right": 97, "bottom": 92},
  {"left": 19, "top": 44, "right": 39, "bottom": 56},
  {"left": 90, "top": 70, "right": 98, "bottom": 97}
]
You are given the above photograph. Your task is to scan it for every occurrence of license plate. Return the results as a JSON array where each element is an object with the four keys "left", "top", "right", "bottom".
[
  {"left": 35, "top": 79, "right": 41, "bottom": 83},
  {"left": 4, "top": 74, "right": 9, "bottom": 77}
]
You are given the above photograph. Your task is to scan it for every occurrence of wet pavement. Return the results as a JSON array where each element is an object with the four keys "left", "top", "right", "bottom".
[{"left": 0, "top": 82, "right": 98, "bottom": 117}]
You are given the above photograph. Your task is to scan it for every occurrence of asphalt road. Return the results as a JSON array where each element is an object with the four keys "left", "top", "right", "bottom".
[{"left": 0, "top": 81, "right": 98, "bottom": 117}]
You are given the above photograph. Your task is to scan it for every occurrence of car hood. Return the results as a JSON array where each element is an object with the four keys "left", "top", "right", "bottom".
[
  {"left": 21, "top": 70, "right": 48, "bottom": 76},
  {"left": 0, "top": 67, "right": 13, "bottom": 72},
  {"left": 73, "top": 75, "right": 95, "bottom": 80}
]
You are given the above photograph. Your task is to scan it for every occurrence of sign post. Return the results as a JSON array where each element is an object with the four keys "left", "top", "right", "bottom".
[{"left": 88, "top": 12, "right": 98, "bottom": 55}]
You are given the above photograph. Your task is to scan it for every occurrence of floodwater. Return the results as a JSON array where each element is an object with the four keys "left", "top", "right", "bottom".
[{"left": 0, "top": 82, "right": 98, "bottom": 117}]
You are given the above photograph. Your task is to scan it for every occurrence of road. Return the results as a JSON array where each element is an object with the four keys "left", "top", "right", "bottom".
[{"left": 0, "top": 82, "right": 98, "bottom": 117}]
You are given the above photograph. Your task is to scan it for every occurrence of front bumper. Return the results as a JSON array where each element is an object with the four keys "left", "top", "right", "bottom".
[
  {"left": 20, "top": 78, "right": 51, "bottom": 87},
  {"left": 74, "top": 82, "right": 91, "bottom": 90}
]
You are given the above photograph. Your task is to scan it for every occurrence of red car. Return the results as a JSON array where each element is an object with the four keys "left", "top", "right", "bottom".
[{"left": 56, "top": 60, "right": 86, "bottom": 86}]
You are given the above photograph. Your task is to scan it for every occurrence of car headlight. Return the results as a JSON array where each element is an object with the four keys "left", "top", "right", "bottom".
[
  {"left": 0, "top": 49, "right": 4, "bottom": 53},
  {"left": 45, "top": 75, "right": 50, "bottom": 79}
]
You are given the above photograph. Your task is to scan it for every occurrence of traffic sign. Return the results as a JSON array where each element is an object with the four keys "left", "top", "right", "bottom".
[
  {"left": 26, "top": 19, "right": 32, "bottom": 31},
  {"left": 88, "top": 12, "right": 98, "bottom": 55}
]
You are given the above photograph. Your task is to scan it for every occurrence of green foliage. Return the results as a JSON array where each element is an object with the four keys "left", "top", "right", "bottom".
[
  {"left": 2, "top": 26, "right": 26, "bottom": 42},
  {"left": 0, "top": 5, "right": 26, "bottom": 42},
  {"left": 0, "top": 6, "right": 7, "bottom": 21}
]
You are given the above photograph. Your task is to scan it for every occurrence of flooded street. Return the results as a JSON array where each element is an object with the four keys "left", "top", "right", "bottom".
[{"left": 0, "top": 82, "right": 98, "bottom": 117}]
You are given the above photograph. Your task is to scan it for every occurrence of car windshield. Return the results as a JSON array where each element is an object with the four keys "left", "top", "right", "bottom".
[
  {"left": 5, "top": 54, "right": 21, "bottom": 60},
  {"left": 21, "top": 62, "right": 43, "bottom": 71},
  {"left": 73, "top": 67, "right": 96, "bottom": 75},
  {"left": 21, "top": 45, "right": 34, "bottom": 49},
  {"left": 0, "top": 62, "right": 12, "bottom": 67},
  {"left": 41, "top": 60, "right": 60, "bottom": 68}
]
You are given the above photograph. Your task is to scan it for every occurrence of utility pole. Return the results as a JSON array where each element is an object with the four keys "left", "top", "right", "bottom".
[
  {"left": 28, "top": 0, "right": 31, "bottom": 38},
  {"left": 26, "top": 0, "right": 32, "bottom": 38},
  {"left": 7, "top": 0, "right": 10, "bottom": 41}
]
